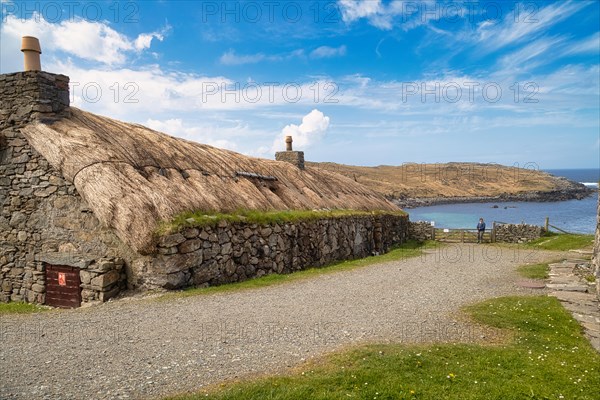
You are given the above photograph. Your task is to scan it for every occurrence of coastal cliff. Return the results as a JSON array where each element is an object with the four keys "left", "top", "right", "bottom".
[{"left": 308, "top": 162, "right": 594, "bottom": 208}]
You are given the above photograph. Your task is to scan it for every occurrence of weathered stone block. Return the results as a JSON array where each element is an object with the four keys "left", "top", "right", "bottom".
[
  {"left": 181, "top": 228, "right": 200, "bottom": 239},
  {"left": 90, "top": 270, "right": 120, "bottom": 289},
  {"left": 99, "top": 286, "right": 120, "bottom": 302},
  {"left": 31, "top": 283, "right": 45, "bottom": 293},
  {"left": 178, "top": 239, "right": 203, "bottom": 254},
  {"left": 158, "top": 233, "right": 186, "bottom": 248},
  {"left": 80, "top": 270, "right": 93, "bottom": 285},
  {"left": 221, "top": 242, "right": 232, "bottom": 255}
]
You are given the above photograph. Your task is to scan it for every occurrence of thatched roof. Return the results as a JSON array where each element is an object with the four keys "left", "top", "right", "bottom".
[{"left": 21, "top": 108, "right": 398, "bottom": 253}]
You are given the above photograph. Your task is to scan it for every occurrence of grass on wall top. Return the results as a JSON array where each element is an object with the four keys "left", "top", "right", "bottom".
[{"left": 158, "top": 209, "right": 407, "bottom": 235}]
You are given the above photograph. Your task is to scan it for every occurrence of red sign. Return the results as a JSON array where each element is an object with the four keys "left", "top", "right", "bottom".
[{"left": 58, "top": 272, "right": 66, "bottom": 286}]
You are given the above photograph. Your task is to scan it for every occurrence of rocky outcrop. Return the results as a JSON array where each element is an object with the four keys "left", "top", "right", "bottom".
[{"left": 396, "top": 186, "right": 593, "bottom": 209}]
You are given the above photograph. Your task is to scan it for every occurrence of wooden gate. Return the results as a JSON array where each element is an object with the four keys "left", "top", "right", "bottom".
[
  {"left": 45, "top": 265, "right": 81, "bottom": 308},
  {"left": 434, "top": 228, "right": 491, "bottom": 243}
]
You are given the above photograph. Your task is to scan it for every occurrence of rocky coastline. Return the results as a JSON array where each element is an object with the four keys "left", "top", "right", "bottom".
[{"left": 394, "top": 184, "right": 595, "bottom": 209}]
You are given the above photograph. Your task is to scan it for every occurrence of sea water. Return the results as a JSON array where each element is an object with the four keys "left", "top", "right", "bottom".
[{"left": 407, "top": 169, "right": 599, "bottom": 234}]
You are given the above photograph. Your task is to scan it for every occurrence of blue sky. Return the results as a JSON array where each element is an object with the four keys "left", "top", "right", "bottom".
[{"left": 1, "top": 0, "right": 599, "bottom": 168}]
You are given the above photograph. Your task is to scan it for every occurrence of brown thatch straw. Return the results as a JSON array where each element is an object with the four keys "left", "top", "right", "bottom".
[{"left": 22, "top": 108, "right": 398, "bottom": 253}]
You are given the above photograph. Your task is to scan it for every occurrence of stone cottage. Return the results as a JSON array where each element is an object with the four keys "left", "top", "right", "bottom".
[{"left": 1, "top": 43, "right": 407, "bottom": 307}]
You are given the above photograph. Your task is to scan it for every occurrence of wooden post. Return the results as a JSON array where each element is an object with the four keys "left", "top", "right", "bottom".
[
  {"left": 461, "top": 230, "right": 465, "bottom": 243},
  {"left": 544, "top": 217, "right": 549, "bottom": 232},
  {"left": 492, "top": 222, "right": 496, "bottom": 243}
]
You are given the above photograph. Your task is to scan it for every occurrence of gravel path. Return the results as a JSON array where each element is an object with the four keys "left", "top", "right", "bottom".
[{"left": 0, "top": 244, "right": 565, "bottom": 400}]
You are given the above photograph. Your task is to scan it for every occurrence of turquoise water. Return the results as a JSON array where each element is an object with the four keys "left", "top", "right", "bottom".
[
  {"left": 408, "top": 169, "right": 599, "bottom": 234},
  {"left": 408, "top": 195, "right": 598, "bottom": 234}
]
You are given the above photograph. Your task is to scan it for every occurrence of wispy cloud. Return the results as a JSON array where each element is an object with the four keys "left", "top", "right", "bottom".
[
  {"left": 219, "top": 50, "right": 268, "bottom": 65},
  {"left": 496, "top": 36, "right": 566, "bottom": 73},
  {"left": 562, "top": 32, "right": 600, "bottom": 56},
  {"left": 220, "top": 45, "right": 347, "bottom": 65},
  {"left": 475, "top": 1, "right": 589, "bottom": 52},
  {"left": 310, "top": 45, "right": 347, "bottom": 59}
]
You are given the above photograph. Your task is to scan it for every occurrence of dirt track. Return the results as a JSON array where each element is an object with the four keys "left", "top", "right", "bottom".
[{"left": 0, "top": 244, "right": 563, "bottom": 399}]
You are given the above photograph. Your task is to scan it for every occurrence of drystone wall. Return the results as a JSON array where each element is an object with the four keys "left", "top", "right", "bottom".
[
  {"left": 407, "top": 220, "right": 544, "bottom": 243},
  {"left": 132, "top": 214, "right": 409, "bottom": 290},
  {"left": 493, "top": 223, "right": 544, "bottom": 243},
  {"left": 0, "top": 71, "right": 131, "bottom": 305},
  {"left": 408, "top": 221, "right": 435, "bottom": 241}
]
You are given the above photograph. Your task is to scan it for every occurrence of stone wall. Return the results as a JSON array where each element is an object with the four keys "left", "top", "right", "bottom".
[
  {"left": 408, "top": 221, "right": 435, "bottom": 241},
  {"left": 493, "top": 223, "right": 544, "bottom": 243},
  {"left": 407, "top": 220, "right": 544, "bottom": 243},
  {"left": 1, "top": 71, "right": 132, "bottom": 305},
  {"left": 275, "top": 151, "right": 305, "bottom": 169},
  {"left": 592, "top": 191, "right": 600, "bottom": 301},
  {"left": 132, "top": 214, "right": 408, "bottom": 290}
]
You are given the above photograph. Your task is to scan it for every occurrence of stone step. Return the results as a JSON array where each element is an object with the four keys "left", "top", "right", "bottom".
[
  {"left": 571, "top": 313, "right": 600, "bottom": 326},
  {"left": 549, "top": 268, "right": 575, "bottom": 274},
  {"left": 547, "top": 276, "right": 579, "bottom": 283},
  {"left": 548, "top": 291, "right": 597, "bottom": 304},
  {"left": 561, "top": 302, "right": 600, "bottom": 317},
  {"left": 546, "top": 283, "right": 588, "bottom": 292}
]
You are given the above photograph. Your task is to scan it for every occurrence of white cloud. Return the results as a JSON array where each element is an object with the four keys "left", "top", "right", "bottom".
[
  {"left": 338, "top": 0, "right": 384, "bottom": 23},
  {"left": 134, "top": 29, "right": 168, "bottom": 51},
  {"left": 310, "top": 45, "right": 347, "bottom": 59},
  {"left": 274, "top": 109, "right": 330, "bottom": 152},
  {"left": 337, "top": 0, "right": 439, "bottom": 30},
  {"left": 0, "top": 14, "right": 167, "bottom": 68}
]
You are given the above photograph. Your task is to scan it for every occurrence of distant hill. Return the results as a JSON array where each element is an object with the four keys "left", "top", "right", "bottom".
[{"left": 307, "top": 162, "right": 594, "bottom": 208}]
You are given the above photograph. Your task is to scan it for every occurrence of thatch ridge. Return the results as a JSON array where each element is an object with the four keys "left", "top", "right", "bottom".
[{"left": 21, "top": 108, "right": 398, "bottom": 253}]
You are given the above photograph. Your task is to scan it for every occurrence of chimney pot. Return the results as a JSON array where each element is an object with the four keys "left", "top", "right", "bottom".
[
  {"left": 285, "top": 135, "right": 293, "bottom": 151},
  {"left": 21, "top": 36, "right": 42, "bottom": 71}
]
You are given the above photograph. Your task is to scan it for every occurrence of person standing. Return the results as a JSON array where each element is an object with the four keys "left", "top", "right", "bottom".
[{"left": 477, "top": 218, "right": 486, "bottom": 243}]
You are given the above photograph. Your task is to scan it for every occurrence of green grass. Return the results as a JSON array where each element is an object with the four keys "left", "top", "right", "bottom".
[
  {"left": 158, "top": 240, "right": 435, "bottom": 300},
  {"left": 525, "top": 233, "right": 594, "bottom": 251},
  {"left": 516, "top": 262, "right": 551, "bottom": 279},
  {"left": 0, "top": 301, "right": 50, "bottom": 315},
  {"left": 167, "top": 296, "right": 600, "bottom": 400},
  {"left": 157, "top": 209, "right": 407, "bottom": 235}
]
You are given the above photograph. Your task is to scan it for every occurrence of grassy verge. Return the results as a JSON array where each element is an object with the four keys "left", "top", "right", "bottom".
[
  {"left": 158, "top": 240, "right": 436, "bottom": 301},
  {"left": 525, "top": 233, "right": 594, "bottom": 251},
  {"left": 157, "top": 209, "right": 407, "bottom": 235},
  {"left": 516, "top": 262, "right": 551, "bottom": 279},
  {"left": 0, "top": 301, "right": 50, "bottom": 315},
  {"left": 167, "top": 296, "right": 600, "bottom": 400}
]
